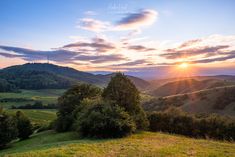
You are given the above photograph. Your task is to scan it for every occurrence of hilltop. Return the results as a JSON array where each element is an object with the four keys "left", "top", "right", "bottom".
[{"left": 0, "top": 63, "right": 150, "bottom": 91}]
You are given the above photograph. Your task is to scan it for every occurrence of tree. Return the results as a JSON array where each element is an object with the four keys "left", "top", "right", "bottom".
[
  {"left": 15, "top": 111, "right": 33, "bottom": 140},
  {"left": 0, "top": 108, "right": 18, "bottom": 148},
  {"left": 102, "top": 73, "right": 149, "bottom": 129},
  {"left": 56, "top": 84, "right": 102, "bottom": 132},
  {"left": 76, "top": 102, "right": 136, "bottom": 138}
]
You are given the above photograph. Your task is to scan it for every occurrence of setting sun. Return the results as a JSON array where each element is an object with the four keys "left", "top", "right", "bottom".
[{"left": 179, "top": 63, "right": 189, "bottom": 69}]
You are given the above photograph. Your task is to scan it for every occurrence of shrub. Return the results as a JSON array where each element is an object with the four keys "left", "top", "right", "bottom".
[
  {"left": 15, "top": 111, "right": 33, "bottom": 140},
  {"left": 102, "top": 73, "right": 149, "bottom": 130},
  {"left": 148, "top": 108, "right": 235, "bottom": 140},
  {"left": 56, "top": 84, "right": 101, "bottom": 132},
  {"left": 76, "top": 103, "right": 136, "bottom": 138},
  {"left": 0, "top": 108, "right": 18, "bottom": 149}
]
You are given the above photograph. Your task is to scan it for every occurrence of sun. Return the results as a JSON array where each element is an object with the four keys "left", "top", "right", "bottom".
[{"left": 178, "top": 63, "right": 189, "bottom": 69}]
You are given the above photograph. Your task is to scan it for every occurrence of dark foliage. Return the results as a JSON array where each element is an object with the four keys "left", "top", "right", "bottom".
[
  {"left": 214, "top": 87, "right": 235, "bottom": 109},
  {"left": 102, "top": 73, "right": 149, "bottom": 130},
  {"left": 15, "top": 111, "right": 33, "bottom": 140},
  {"left": 12, "top": 102, "right": 57, "bottom": 109},
  {"left": 0, "top": 79, "right": 18, "bottom": 92},
  {"left": 0, "top": 98, "right": 33, "bottom": 103},
  {"left": 76, "top": 103, "right": 136, "bottom": 138},
  {"left": 56, "top": 84, "right": 102, "bottom": 132},
  {"left": 148, "top": 108, "right": 235, "bottom": 140},
  {"left": 0, "top": 108, "right": 18, "bottom": 148}
]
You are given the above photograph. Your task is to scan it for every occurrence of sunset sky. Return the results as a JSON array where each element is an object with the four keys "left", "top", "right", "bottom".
[{"left": 0, "top": 0, "right": 235, "bottom": 79}]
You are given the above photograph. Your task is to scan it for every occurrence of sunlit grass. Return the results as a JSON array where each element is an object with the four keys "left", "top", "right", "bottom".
[{"left": 1, "top": 131, "right": 235, "bottom": 157}]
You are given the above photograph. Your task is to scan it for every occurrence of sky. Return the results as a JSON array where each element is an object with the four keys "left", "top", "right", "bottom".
[{"left": 0, "top": 0, "right": 235, "bottom": 79}]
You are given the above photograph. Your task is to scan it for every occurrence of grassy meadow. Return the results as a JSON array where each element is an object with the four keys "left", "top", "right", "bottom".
[
  {"left": 6, "top": 109, "right": 57, "bottom": 125},
  {"left": 0, "top": 89, "right": 65, "bottom": 108},
  {"left": 1, "top": 131, "right": 235, "bottom": 157}
]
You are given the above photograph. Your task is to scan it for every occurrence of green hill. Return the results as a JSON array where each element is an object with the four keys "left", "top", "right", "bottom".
[
  {"left": 1, "top": 130, "right": 235, "bottom": 157},
  {"left": 0, "top": 63, "right": 150, "bottom": 90},
  {"left": 150, "top": 78, "right": 235, "bottom": 97},
  {"left": 143, "top": 85, "right": 235, "bottom": 116}
]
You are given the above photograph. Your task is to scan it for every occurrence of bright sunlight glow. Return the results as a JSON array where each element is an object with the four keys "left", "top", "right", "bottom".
[{"left": 179, "top": 63, "right": 189, "bottom": 69}]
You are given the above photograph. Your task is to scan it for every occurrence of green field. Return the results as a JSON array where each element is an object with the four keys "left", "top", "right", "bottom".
[
  {"left": 0, "top": 89, "right": 65, "bottom": 108},
  {"left": 1, "top": 131, "right": 235, "bottom": 157},
  {"left": 6, "top": 109, "right": 57, "bottom": 125}
]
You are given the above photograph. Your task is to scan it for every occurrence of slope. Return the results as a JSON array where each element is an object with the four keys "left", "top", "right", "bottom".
[
  {"left": 1, "top": 131, "right": 235, "bottom": 157},
  {"left": 143, "top": 85, "right": 235, "bottom": 116}
]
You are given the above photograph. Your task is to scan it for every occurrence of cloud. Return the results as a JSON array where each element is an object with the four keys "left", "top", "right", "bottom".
[
  {"left": 0, "top": 45, "right": 79, "bottom": 62},
  {"left": 113, "top": 59, "right": 149, "bottom": 66},
  {"left": 77, "top": 18, "right": 110, "bottom": 32},
  {"left": 63, "top": 36, "right": 116, "bottom": 53},
  {"left": 116, "top": 9, "right": 158, "bottom": 30},
  {"left": 77, "top": 9, "right": 158, "bottom": 32},
  {"left": 127, "top": 45, "right": 155, "bottom": 52},
  {"left": 74, "top": 54, "right": 126, "bottom": 63},
  {"left": 161, "top": 45, "right": 230, "bottom": 59},
  {"left": 1, "top": 34, "right": 235, "bottom": 72},
  {"left": 191, "top": 51, "right": 235, "bottom": 63}
]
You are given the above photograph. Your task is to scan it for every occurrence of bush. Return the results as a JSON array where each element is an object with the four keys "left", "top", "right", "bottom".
[
  {"left": 76, "top": 103, "right": 136, "bottom": 138},
  {"left": 148, "top": 108, "right": 235, "bottom": 140},
  {"left": 0, "top": 108, "right": 18, "bottom": 149},
  {"left": 15, "top": 111, "right": 33, "bottom": 140},
  {"left": 56, "top": 84, "right": 101, "bottom": 132},
  {"left": 103, "top": 73, "right": 149, "bottom": 130}
]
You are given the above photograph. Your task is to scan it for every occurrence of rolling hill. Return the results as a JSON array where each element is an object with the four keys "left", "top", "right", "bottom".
[
  {"left": 1, "top": 130, "right": 235, "bottom": 157},
  {"left": 143, "top": 85, "right": 235, "bottom": 116},
  {"left": 149, "top": 77, "right": 235, "bottom": 97},
  {"left": 0, "top": 63, "right": 150, "bottom": 90}
]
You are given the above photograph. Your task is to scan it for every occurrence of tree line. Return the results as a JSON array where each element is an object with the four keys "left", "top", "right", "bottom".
[
  {"left": 148, "top": 108, "right": 235, "bottom": 140},
  {"left": 11, "top": 101, "right": 57, "bottom": 109}
]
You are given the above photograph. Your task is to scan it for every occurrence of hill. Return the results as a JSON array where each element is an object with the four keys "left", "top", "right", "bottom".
[
  {"left": 1, "top": 130, "right": 235, "bottom": 157},
  {"left": 0, "top": 63, "right": 150, "bottom": 90},
  {"left": 143, "top": 85, "right": 235, "bottom": 116},
  {"left": 149, "top": 77, "right": 235, "bottom": 97}
]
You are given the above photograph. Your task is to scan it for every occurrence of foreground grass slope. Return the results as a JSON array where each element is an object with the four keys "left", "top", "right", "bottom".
[{"left": 1, "top": 131, "right": 235, "bottom": 157}]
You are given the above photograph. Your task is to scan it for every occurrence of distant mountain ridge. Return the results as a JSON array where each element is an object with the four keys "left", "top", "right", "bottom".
[{"left": 0, "top": 63, "right": 150, "bottom": 91}]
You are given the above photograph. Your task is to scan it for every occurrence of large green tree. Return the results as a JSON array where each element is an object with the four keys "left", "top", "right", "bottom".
[
  {"left": 56, "top": 84, "right": 102, "bottom": 132},
  {"left": 0, "top": 108, "right": 18, "bottom": 149},
  {"left": 102, "top": 73, "right": 149, "bottom": 129}
]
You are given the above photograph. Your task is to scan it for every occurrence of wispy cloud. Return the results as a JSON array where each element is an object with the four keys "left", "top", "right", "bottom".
[
  {"left": 77, "top": 18, "right": 110, "bottom": 32},
  {"left": 77, "top": 9, "right": 158, "bottom": 32},
  {"left": 115, "top": 9, "right": 158, "bottom": 30}
]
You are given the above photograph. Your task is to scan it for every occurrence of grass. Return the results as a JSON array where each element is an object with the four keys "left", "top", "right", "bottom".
[
  {"left": 6, "top": 109, "right": 57, "bottom": 125},
  {"left": 1, "top": 131, "right": 235, "bottom": 157},
  {"left": 0, "top": 89, "right": 65, "bottom": 108}
]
